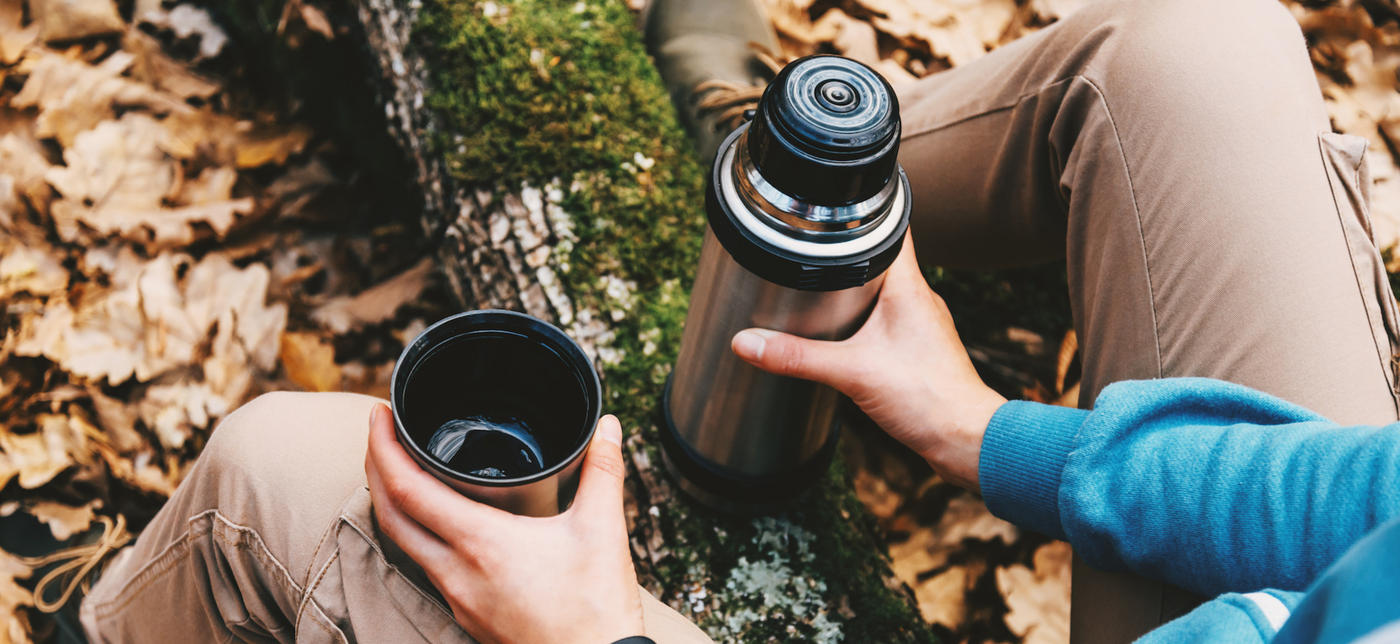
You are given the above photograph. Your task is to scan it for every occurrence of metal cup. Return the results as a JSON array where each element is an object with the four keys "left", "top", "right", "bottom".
[{"left": 390, "top": 309, "right": 602, "bottom": 517}]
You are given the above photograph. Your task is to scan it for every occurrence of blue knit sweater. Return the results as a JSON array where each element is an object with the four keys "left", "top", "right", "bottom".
[{"left": 978, "top": 378, "right": 1400, "bottom": 643}]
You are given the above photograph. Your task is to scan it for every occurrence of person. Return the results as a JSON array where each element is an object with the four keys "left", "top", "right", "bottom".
[{"left": 80, "top": 0, "right": 1400, "bottom": 643}]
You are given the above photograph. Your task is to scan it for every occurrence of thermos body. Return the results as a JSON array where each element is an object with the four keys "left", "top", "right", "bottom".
[
  {"left": 669, "top": 226, "right": 884, "bottom": 475},
  {"left": 658, "top": 54, "right": 907, "bottom": 512},
  {"left": 662, "top": 55, "right": 911, "bottom": 513}
]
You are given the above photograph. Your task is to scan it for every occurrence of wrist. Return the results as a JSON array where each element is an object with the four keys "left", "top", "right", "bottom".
[{"left": 921, "top": 387, "right": 1005, "bottom": 493}]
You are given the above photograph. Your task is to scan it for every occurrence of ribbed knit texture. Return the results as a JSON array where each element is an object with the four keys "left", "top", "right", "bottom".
[
  {"left": 978, "top": 377, "right": 1400, "bottom": 643},
  {"left": 979, "top": 400, "right": 1086, "bottom": 540}
]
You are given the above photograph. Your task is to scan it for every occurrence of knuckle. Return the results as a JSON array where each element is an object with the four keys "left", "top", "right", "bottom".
[
  {"left": 776, "top": 341, "right": 806, "bottom": 376},
  {"left": 591, "top": 450, "right": 627, "bottom": 482},
  {"left": 384, "top": 476, "right": 416, "bottom": 510}
]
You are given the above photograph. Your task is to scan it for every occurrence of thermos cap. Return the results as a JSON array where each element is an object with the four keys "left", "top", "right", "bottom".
[{"left": 748, "top": 55, "right": 901, "bottom": 207}]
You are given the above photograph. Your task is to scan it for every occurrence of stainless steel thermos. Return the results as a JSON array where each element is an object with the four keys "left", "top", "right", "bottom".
[{"left": 661, "top": 55, "right": 911, "bottom": 513}]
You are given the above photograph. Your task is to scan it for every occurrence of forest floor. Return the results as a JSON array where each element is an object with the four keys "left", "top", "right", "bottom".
[{"left": 2, "top": 0, "right": 1398, "bottom": 643}]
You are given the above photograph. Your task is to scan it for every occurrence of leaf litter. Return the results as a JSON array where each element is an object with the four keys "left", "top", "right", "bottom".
[{"left": 0, "top": 1, "right": 455, "bottom": 641}]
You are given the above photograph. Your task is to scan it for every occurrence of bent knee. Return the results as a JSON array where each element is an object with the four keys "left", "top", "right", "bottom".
[{"left": 198, "top": 391, "right": 384, "bottom": 490}]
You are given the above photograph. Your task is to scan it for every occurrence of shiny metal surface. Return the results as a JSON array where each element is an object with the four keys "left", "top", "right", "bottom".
[
  {"left": 719, "top": 140, "right": 906, "bottom": 259},
  {"left": 668, "top": 227, "right": 884, "bottom": 476},
  {"left": 733, "top": 130, "right": 896, "bottom": 238},
  {"left": 405, "top": 447, "right": 585, "bottom": 518}
]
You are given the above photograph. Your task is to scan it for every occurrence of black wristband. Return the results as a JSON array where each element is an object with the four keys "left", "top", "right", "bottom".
[{"left": 610, "top": 638, "right": 656, "bottom": 644}]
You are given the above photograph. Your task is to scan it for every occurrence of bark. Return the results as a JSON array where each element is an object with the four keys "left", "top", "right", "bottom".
[{"left": 332, "top": 1, "right": 937, "bottom": 641}]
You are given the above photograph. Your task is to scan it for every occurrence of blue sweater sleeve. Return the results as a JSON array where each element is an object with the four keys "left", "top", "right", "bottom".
[{"left": 978, "top": 378, "right": 1400, "bottom": 597}]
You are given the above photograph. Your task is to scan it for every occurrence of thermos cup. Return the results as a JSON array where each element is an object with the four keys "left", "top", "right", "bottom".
[
  {"left": 391, "top": 310, "right": 602, "bottom": 517},
  {"left": 662, "top": 55, "right": 911, "bottom": 513}
]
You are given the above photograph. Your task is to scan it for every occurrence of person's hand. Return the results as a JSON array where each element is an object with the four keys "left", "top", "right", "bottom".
[
  {"left": 730, "top": 233, "right": 1006, "bottom": 491},
  {"left": 364, "top": 404, "right": 644, "bottom": 644}
]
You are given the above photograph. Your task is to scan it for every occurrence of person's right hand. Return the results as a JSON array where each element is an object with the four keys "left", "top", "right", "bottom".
[{"left": 729, "top": 233, "right": 1006, "bottom": 492}]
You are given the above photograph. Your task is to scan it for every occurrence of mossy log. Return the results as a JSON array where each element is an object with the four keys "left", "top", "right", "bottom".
[{"left": 264, "top": 0, "right": 941, "bottom": 640}]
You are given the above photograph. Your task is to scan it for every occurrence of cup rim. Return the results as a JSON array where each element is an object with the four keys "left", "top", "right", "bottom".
[{"left": 390, "top": 309, "right": 602, "bottom": 488}]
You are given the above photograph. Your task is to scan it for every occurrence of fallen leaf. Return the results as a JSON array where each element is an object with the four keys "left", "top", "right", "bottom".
[
  {"left": 0, "top": 243, "right": 67, "bottom": 299},
  {"left": 999, "top": 541, "right": 1072, "bottom": 644},
  {"left": 44, "top": 113, "right": 176, "bottom": 228},
  {"left": 235, "top": 124, "right": 314, "bottom": 168},
  {"left": 86, "top": 386, "right": 146, "bottom": 452},
  {"left": 0, "top": 0, "right": 38, "bottom": 66},
  {"left": 123, "top": 29, "right": 221, "bottom": 100},
  {"left": 138, "top": 379, "right": 228, "bottom": 449},
  {"left": 183, "top": 253, "right": 288, "bottom": 372},
  {"left": 12, "top": 51, "right": 185, "bottom": 147},
  {"left": 33, "top": 0, "right": 125, "bottom": 43},
  {"left": 0, "top": 132, "right": 54, "bottom": 219},
  {"left": 915, "top": 566, "right": 967, "bottom": 630},
  {"left": 831, "top": 13, "right": 919, "bottom": 84},
  {"left": 279, "top": 331, "right": 341, "bottom": 392},
  {"left": 299, "top": 2, "right": 335, "bottom": 40},
  {"left": 139, "top": 4, "right": 228, "bottom": 59},
  {"left": 311, "top": 258, "right": 435, "bottom": 334},
  {"left": 25, "top": 499, "right": 101, "bottom": 540},
  {"left": 0, "top": 425, "right": 72, "bottom": 489},
  {"left": 177, "top": 166, "right": 238, "bottom": 206},
  {"left": 0, "top": 549, "right": 31, "bottom": 644}
]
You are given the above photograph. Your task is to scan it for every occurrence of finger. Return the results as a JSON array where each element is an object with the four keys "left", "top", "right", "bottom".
[
  {"left": 365, "top": 403, "right": 512, "bottom": 541},
  {"left": 365, "top": 446, "right": 457, "bottom": 564},
  {"left": 568, "top": 415, "right": 628, "bottom": 521},
  {"left": 731, "top": 328, "right": 859, "bottom": 392},
  {"left": 880, "top": 229, "right": 925, "bottom": 293}
]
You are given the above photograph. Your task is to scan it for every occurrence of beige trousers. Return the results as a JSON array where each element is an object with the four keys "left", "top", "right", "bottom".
[
  {"left": 79, "top": 392, "right": 714, "bottom": 644},
  {"left": 897, "top": 0, "right": 1400, "bottom": 641}
]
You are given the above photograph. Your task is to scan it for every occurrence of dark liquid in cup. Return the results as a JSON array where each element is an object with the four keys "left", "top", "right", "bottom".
[
  {"left": 402, "top": 331, "right": 591, "bottom": 481},
  {"left": 427, "top": 414, "right": 546, "bottom": 478}
]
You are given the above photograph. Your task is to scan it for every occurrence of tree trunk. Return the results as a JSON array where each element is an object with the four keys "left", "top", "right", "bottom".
[{"left": 333, "top": 0, "right": 938, "bottom": 640}]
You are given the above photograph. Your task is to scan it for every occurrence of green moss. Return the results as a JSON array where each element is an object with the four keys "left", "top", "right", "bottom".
[{"left": 414, "top": 1, "right": 936, "bottom": 641}]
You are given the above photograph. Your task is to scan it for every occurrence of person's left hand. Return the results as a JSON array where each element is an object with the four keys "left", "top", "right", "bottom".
[{"left": 365, "top": 404, "right": 645, "bottom": 644}]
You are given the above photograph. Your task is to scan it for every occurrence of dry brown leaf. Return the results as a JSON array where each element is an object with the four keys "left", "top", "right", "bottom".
[
  {"left": 298, "top": 1, "right": 335, "bottom": 40},
  {"left": 831, "top": 13, "right": 919, "bottom": 85},
  {"left": 915, "top": 566, "right": 967, "bottom": 630},
  {"left": 998, "top": 541, "right": 1072, "bottom": 644},
  {"left": 124, "top": 29, "right": 221, "bottom": 100},
  {"left": 266, "top": 157, "right": 337, "bottom": 216},
  {"left": 45, "top": 113, "right": 175, "bottom": 226},
  {"left": 311, "top": 258, "right": 434, "bottom": 334},
  {"left": 138, "top": 380, "right": 228, "bottom": 449},
  {"left": 157, "top": 109, "right": 243, "bottom": 163},
  {"left": 280, "top": 331, "right": 341, "bottom": 392},
  {"left": 178, "top": 166, "right": 238, "bottom": 206},
  {"left": 139, "top": 4, "right": 227, "bottom": 59},
  {"left": 25, "top": 499, "right": 101, "bottom": 540},
  {"left": 0, "top": 0, "right": 38, "bottom": 66},
  {"left": 0, "top": 426, "right": 72, "bottom": 489},
  {"left": 12, "top": 51, "right": 185, "bottom": 147},
  {"left": 86, "top": 386, "right": 146, "bottom": 452},
  {"left": 33, "top": 0, "right": 124, "bottom": 43},
  {"left": 236, "top": 124, "right": 314, "bottom": 168},
  {"left": 0, "top": 132, "right": 54, "bottom": 220},
  {"left": 0, "top": 243, "right": 67, "bottom": 299},
  {"left": 183, "top": 253, "right": 288, "bottom": 372},
  {"left": 0, "top": 549, "right": 31, "bottom": 644},
  {"left": 1029, "top": 0, "right": 1088, "bottom": 22},
  {"left": 94, "top": 443, "right": 175, "bottom": 496}
]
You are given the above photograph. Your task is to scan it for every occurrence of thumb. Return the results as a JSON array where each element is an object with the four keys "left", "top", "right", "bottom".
[
  {"left": 570, "top": 415, "right": 627, "bottom": 518},
  {"left": 731, "top": 328, "right": 857, "bottom": 392}
]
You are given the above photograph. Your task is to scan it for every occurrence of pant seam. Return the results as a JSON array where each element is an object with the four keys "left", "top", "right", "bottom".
[
  {"left": 1077, "top": 74, "right": 1164, "bottom": 378},
  {"left": 86, "top": 511, "right": 212, "bottom": 618},
  {"left": 1318, "top": 134, "right": 1400, "bottom": 415},
  {"left": 301, "top": 511, "right": 340, "bottom": 588},
  {"left": 296, "top": 547, "right": 341, "bottom": 636},
  {"left": 338, "top": 509, "right": 459, "bottom": 622}
]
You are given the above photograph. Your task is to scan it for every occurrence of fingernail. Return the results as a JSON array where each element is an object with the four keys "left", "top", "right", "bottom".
[
  {"left": 732, "top": 330, "right": 765, "bottom": 361},
  {"left": 369, "top": 405, "right": 380, "bottom": 427},
  {"left": 598, "top": 417, "right": 623, "bottom": 447}
]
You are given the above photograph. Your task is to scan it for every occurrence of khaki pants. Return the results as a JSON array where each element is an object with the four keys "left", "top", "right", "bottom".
[
  {"left": 82, "top": 0, "right": 1400, "bottom": 642},
  {"left": 78, "top": 392, "right": 714, "bottom": 644},
  {"left": 897, "top": 0, "right": 1400, "bottom": 641}
]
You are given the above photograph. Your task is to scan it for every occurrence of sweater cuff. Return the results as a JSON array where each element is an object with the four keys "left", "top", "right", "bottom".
[{"left": 978, "top": 401, "right": 1088, "bottom": 540}]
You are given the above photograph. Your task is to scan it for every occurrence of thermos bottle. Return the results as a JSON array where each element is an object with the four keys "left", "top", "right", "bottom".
[{"left": 661, "top": 55, "right": 911, "bottom": 513}]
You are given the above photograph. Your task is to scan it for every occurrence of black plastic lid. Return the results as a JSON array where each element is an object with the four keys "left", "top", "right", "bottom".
[{"left": 747, "top": 55, "right": 900, "bottom": 207}]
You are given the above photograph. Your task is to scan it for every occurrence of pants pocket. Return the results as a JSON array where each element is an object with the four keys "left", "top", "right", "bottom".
[{"left": 1320, "top": 131, "right": 1400, "bottom": 411}]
